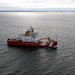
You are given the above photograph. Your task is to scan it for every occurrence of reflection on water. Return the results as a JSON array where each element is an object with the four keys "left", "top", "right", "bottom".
[{"left": 0, "top": 46, "right": 57, "bottom": 75}]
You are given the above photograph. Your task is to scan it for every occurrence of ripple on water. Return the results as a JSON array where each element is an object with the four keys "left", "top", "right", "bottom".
[{"left": 0, "top": 12, "right": 75, "bottom": 75}]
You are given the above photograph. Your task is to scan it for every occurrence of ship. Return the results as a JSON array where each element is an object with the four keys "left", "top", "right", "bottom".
[{"left": 7, "top": 27, "right": 58, "bottom": 48}]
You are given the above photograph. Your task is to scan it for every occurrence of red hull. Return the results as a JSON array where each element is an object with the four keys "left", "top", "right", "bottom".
[{"left": 7, "top": 40, "right": 49, "bottom": 47}]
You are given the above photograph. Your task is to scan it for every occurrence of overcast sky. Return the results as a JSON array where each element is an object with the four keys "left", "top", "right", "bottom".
[{"left": 0, "top": 0, "right": 75, "bottom": 11}]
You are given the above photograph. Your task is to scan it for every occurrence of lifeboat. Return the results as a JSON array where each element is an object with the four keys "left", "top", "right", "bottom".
[{"left": 7, "top": 27, "right": 58, "bottom": 48}]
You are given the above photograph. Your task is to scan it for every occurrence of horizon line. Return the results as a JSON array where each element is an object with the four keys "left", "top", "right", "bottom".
[{"left": 0, "top": 8, "right": 75, "bottom": 12}]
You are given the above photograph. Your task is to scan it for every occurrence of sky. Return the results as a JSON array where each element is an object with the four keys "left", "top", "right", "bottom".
[{"left": 0, "top": 0, "right": 75, "bottom": 11}]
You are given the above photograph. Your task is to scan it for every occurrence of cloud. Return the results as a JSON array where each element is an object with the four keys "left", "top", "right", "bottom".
[{"left": 0, "top": 0, "right": 75, "bottom": 11}]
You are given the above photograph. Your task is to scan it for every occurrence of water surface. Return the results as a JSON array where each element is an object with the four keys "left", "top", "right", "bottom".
[{"left": 0, "top": 12, "right": 75, "bottom": 75}]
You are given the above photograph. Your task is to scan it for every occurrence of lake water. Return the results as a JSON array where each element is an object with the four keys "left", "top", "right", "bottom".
[{"left": 0, "top": 12, "right": 75, "bottom": 75}]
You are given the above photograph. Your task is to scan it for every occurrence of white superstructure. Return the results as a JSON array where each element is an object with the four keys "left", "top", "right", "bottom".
[{"left": 18, "top": 27, "right": 38, "bottom": 42}]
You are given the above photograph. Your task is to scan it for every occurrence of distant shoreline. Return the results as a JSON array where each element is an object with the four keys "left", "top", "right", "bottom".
[
  {"left": 0, "top": 8, "right": 75, "bottom": 12},
  {"left": 0, "top": 11, "right": 75, "bottom": 12}
]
